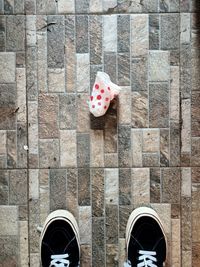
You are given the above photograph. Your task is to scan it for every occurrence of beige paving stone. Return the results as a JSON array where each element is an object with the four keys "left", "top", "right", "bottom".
[
  {"left": 16, "top": 68, "right": 26, "bottom": 123},
  {"left": 19, "top": 221, "right": 29, "bottom": 267},
  {"left": 79, "top": 206, "right": 92, "bottom": 245},
  {"left": 77, "top": 93, "right": 90, "bottom": 133},
  {"left": 76, "top": 53, "right": 90, "bottom": 93},
  {"left": 103, "top": 0, "right": 117, "bottom": 12},
  {"left": 0, "top": 206, "right": 18, "bottom": 235},
  {"left": 39, "top": 169, "right": 50, "bottom": 224},
  {"left": 37, "top": 30, "right": 47, "bottom": 92},
  {"left": 119, "top": 238, "right": 126, "bottom": 267},
  {"left": 0, "top": 52, "right": 15, "bottom": 83},
  {"left": 103, "top": 15, "right": 117, "bottom": 52},
  {"left": 131, "top": 129, "right": 142, "bottom": 167},
  {"left": 106, "top": 244, "right": 118, "bottom": 267},
  {"left": 149, "top": 51, "right": 170, "bottom": 82},
  {"left": 132, "top": 168, "right": 150, "bottom": 204},
  {"left": 181, "top": 168, "right": 191, "bottom": 197},
  {"left": 28, "top": 101, "right": 38, "bottom": 155},
  {"left": 192, "top": 184, "right": 200, "bottom": 242},
  {"left": 30, "top": 253, "right": 40, "bottom": 267},
  {"left": 48, "top": 68, "right": 65, "bottom": 93},
  {"left": 118, "top": 87, "right": 132, "bottom": 124},
  {"left": 171, "top": 219, "right": 181, "bottom": 267},
  {"left": 60, "top": 130, "right": 77, "bottom": 167},
  {"left": 81, "top": 244, "right": 92, "bottom": 267},
  {"left": 90, "top": 130, "right": 104, "bottom": 167},
  {"left": 151, "top": 203, "right": 171, "bottom": 235},
  {"left": 131, "top": 14, "right": 149, "bottom": 57},
  {"left": 142, "top": 129, "right": 160, "bottom": 153},
  {"left": 182, "top": 250, "right": 191, "bottom": 267},
  {"left": 105, "top": 168, "right": 118, "bottom": 205},
  {"left": 29, "top": 169, "right": 39, "bottom": 200},
  {"left": 181, "top": 98, "right": 191, "bottom": 153},
  {"left": 104, "top": 153, "right": 118, "bottom": 168},
  {"left": 0, "top": 130, "right": 6, "bottom": 155},
  {"left": 58, "top": 0, "right": 75, "bottom": 13},
  {"left": 170, "top": 66, "right": 180, "bottom": 122},
  {"left": 132, "top": 92, "right": 148, "bottom": 128},
  {"left": 26, "top": 15, "right": 36, "bottom": 46}
]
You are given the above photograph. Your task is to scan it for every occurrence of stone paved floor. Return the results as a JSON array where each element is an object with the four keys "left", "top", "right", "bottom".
[{"left": 0, "top": 0, "right": 200, "bottom": 266}]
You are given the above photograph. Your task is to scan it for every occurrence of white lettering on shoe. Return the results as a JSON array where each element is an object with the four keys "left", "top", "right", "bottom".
[
  {"left": 49, "top": 253, "right": 70, "bottom": 267},
  {"left": 137, "top": 250, "right": 157, "bottom": 267}
]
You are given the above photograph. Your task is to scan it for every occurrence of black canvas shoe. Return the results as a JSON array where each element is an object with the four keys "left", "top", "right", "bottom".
[
  {"left": 40, "top": 210, "right": 80, "bottom": 267},
  {"left": 124, "top": 207, "right": 167, "bottom": 267}
]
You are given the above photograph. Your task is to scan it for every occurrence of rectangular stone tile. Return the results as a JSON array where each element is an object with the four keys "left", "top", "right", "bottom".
[
  {"left": 77, "top": 93, "right": 90, "bottom": 132},
  {"left": 106, "top": 205, "right": 118, "bottom": 244},
  {"left": 78, "top": 168, "right": 90, "bottom": 206},
  {"left": 38, "top": 94, "right": 59, "bottom": 139},
  {"left": 102, "top": 0, "right": 117, "bottom": 12},
  {"left": 19, "top": 221, "right": 29, "bottom": 267},
  {"left": 118, "top": 87, "right": 131, "bottom": 124},
  {"left": 92, "top": 217, "right": 105, "bottom": 267},
  {"left": 143, "top": 129, "right": 160, "bottom": 153},
  {"left": 37, "top": 30, "right": 47, "bottom": 92},
  {"left": 104, "top": 105, "right": 117, "bottom": 154},
  {"left": 181, "top": 13, "right": 191, "bottom": 45},
  {"left": 181, "top": 168, "right": 191, "bottom": 197},
  {"left": 26, "top": 46, "right": 37, "bottom": 100},
  {"left": 65, "top": 16, "right": 76, "bottom": 93},
  {"left": 26, "top": 15, "right": 36, "bottom": 47},
  {"left": 0, "top": 235, "right": 18, "bottom": 266},
  {"left": 131, "top": 14, "right": 148, "bottom": 57},
  {"left": 0, "top": 206, "right": 18, "bottom": 235},
  {"left": 103, "top": 15, "right": 117, "bottom": 52},
  {"left": 0, "top": 84, "right": 16, "bottom": 108},
  {"left": 192, "top": 184, "right": 200, "bottom": 242},
  {"left": 104, "top": 153, "right": 118, "bottom": 168},
  {"left": 117, "top": 15, "right": 130, "bottom": 53},
  {"left": 171, "top": 219, "right": 181, "bottom": 267},
  {"left": 59, "top": 94, "right": 76, "bottom": 130},
  {"left": 104, "top": 52, "right": 117, "bottom": 83},
  {"left": 181, "top": 196, "right": 191, "bottom": 251},
  {"left": 16, "top": 68, "right": 26, "bottom": 124},
  {"left": 131, "top": 129, "right": 142, "bottom": 167},
  {"left": 39, "top": 139, "right": 59, "bottom": 168},
  {"left": 89, "top": 0, "right": 103, "bottom": 12},
  {"left": 192, "top": 91, "right": 200, "bottom": 137},
  {"left": 105, "top": 168, "right": 118, "bottom": 205},
  {"left": 91, "top": 168, "right": 104, "bottom": 217},
  {"left": 191, "top": 52, "right": 200, "bottom": 93},
  {"left": 48, "top": 68, "right": 65, "bottom": 93},
  {"left": 181, "top": 98, "right": 191, "bottom": 157},
  {"left": 90, "top": 130, "right": 104, "bottom": 167},
  {"left": 29, "top": 199, "right": 40, "bottom": 253},
  {"left": 119, "top": 238, "right": 126, "bottom": 267},
  {"left": 36, "top": 0, "right": 56, "bottom": 14},
  {"left": 29, "top": 169, "right": 39, "bottom": 200},
  {"left": 9, "top": 170, "right": 27, "bottom": 205},
  {"left": 132, "top": 92, "right": 148, "bottom": 128},
  {"left": 0, "top": 16, "right": 5, "bottom": 51},
  {"left": 6, "top": 15, "right": 25, "bottom": 51},
  {"left": 143, "top": 153, "right": 160, "bottom": 167},
  {"left": 119, "top": 168, "right": 131, "bottom": 205},
  {"left": 170, "top": 122, "right": 180, "bottom": 167},
  {"left": 0, "top": 1, "right": 3, "bottom": 14},
  {"left": 119, "top": 206, "right": 132, "bottom": 239},
  {"left": 161, "top": 168, "right": 181, "bottom": 204},
  {"left": 75, "top": 0, "right": 89, "bottom": 13},
  {"left": 47, "top": 16, "right": 64, "bottom": 68},
  {"left": 170, "top": 66, "right": 180, "bottom": 123},
  {"left": 149, "top": 51, "right": 170, "bottom": 82},
  {"left": 192, "top": 168, "right": 200, "bottom": 183},
  {"left": 17, "top": 123, "right": 27, "bottom": 168},
  {"left": 24, "top": 0, "right": 36, "bottom": 14},
  {"left": 76, "top": 15, "right": 88, "bottom": 53},
  {"left": 106, "top": 244, "right": 118, "bottom": 267},
  {"left": 0, "top": 131, "right": 6, "bottom": 159},
  {"left": 89, "top": 15, "right": 102, "bottom": 65},
  {"left": 118, "top": 53, "right": 130, "bottom": 86},
  {"left": 150, "top": 168, "right": 161, "bottom": 203},
  {"left": 58, "top": 0, "right": 75, "bottom": 13},
  {"left": 0, "top": 107, "right": 16, "bottom": 130},
  {"left": 14, "top": 0, "right": 24, "bottom": 13},
  {"left": 160, "top": 14, "right": 179, "bottom": 50},
  {"left": 50, "top": 169, "right": 66, "bottom": 211},
  {"left": 80, "top": 244, "right": 92, "bottom": 267},
  {"left": 39, "top": 169, "right": 50, "bottom": 224},
  {"left": 118, "top": 125, "right": 131, "bottom": 167},
  {"left": 149, "top": 14, "right": 159, "bottom": 50},
  {"left": 192, "top": 243, "right": 200, "bottom": 266},
  {"left": 4, "top": 0, "right": 14, "bottom": 14},
  {"left": 60, "top": 130, "right": 76, "bottom": 167},
  {"left": 66, "top": 169, "right": 78, "bottom": 218},
  {"left": 182, "top": 250, "right": 191, "bottom": 267},
  {"left": 0, "top": 52, "right": 15, "bottom": 83},
  {"left": 30, "top": 253, "right": 40, "bottom": 267},
  {"left": 131, "top": 57, "right": 148, "bottom": 92},
  {"left": 76, "top": 53, "right": 90, "bottom": 93},
  {"left": 79, "top": 206, "right": 91, "bottom": 244},
  {"left": 132, "top": 168, "right": 150, "bottom": 205},
  {"left": 160, "top": 129, "right": 169, "bottom": 167},
  {"left": 0, "top": 170, "right": 9, "bottom": 204},
  {"left": 180, "top": 0, "right": 190, "bottom": 11},
  {"left": 149, "top": 83, "right": 169, "bottom": 128},
  {"left": 77, "top": 133, "right": 90, "bottom": 167}
]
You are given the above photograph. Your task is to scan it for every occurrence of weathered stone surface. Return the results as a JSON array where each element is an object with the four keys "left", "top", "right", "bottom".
[
  {"left": 60, "top": 130, "right": 77, "bottom": 167},
  {"left": 131, "top": 129, "right": 142, "bottom": 167},
  {"left": 24, "top": 0, "right": 36, "bottom": 14},
  {"left": 78, "top": 168, "right": 90, "bottom": 206},
  {"left": 149, "top": 14, "right": 159, "bottom": 50},
  {"left": 77, "top": 133, "right": 90, "bottom": 167},
  {"left": 0, "top": 170, "right": 9, "bottom": 204},
  {"left": 89, "top": 15, "right": 102, "bottom": 65},
  {"left": 105, "top": 168, "right": 118, "bottom": 205},
  {"left": 132, "top": 92, "right": 148, "bottom": 128},
  {"left": 90, "top": 130, "right": 104, "bottom": 167},
  {"left": 103, "top": 15, "right": 117, "bottom": 52},
  {"left": 170, "top": 66, "right": 180, "bottom": 123},
  {"left": 0, "top": 235, "right": 18, "bottom": 266},
  {"left": 37, "top": 30, "right": 47, "bottom": 92},
  {"left": 26, "top": 46, "right": 37, "bottom": 100},
  {"left": 170, "top": 122, "right": 180, "bottom": 167},
  {"left": 28, "top": 101, "right": 38, "bottom": 165},
  {"left": 192, "top": 184, "right": 200, "bottom": 242},
  {"left": 14, "top": 0, "right": 24, "bottom": 14},
  {"left": 182, "top": 98, "right": 191, "bottom": 155},
  {"left": 0, "top": 206, "right": 18, "bottom": 235},
  {"left": 104, "top": 153, "right": 118, "bottom": 168},
  {"left": 47, "top": 16, "right": 65, "bottom": 68},
  {"left": 0, "top": 52, "right": 15, "bottom": 83},
  {"left": 181, "top": 168, "right": 191, "bottom": 197},
  {"left": 92, "top": 218, "right": 105, "bottom": 267},
  {"left": 4, "top": 0, "right": 14, "bottom": 14},
  {"left": 19, "top": 221, "right": 29, "bottom": 267},
  {"left": 132, "top": 168, "right": 150, "bottom": 204},
  {"left": 89, "top": 0, "right": 103, "bottom": 12},
  {"left": 80, "top": 244, "right": 92, "bottom": 267},
  {"left": 26, "top": 15, "right": 36, "bottom": 47},
  {"left": 192, "top": 91, "right": 200, "bottom": 137},
  {"left": 143, "top": 153, "right": 159, "bottom": 167},
  {"left": 29, "top": 169, "right": 39, "bottom": 200},
  {"left": 160, "top": 129, "right": 169, "bottom": 167},
  {"left": 91, "top": 168, "right": 104, "bottom": 217},
  {"left": 77, "top": 93, "right": 90, "bottom": 132},
  {"left": 118, "top": 87, "right": 131, "bottom": 124},
  {"left": 76, "top": 15, "right": 88, "bottom": 53},
  {"left": 118, "top": 125, "right": 131, "bottom": 167},
  {"left": 75, "top": 0, "right": 89, "bottom": 13},
  {"left": 29, "top": 198, "right": 40, "bottom": 253},
  {"left": 66, "top": 169, "right": 78, "bottom": 218},
  {"left": 79, "top": 206, "right": 91, "bottom": 244},
  {"left": 104, "top": 52, "right": 117, "bottom": 83},
  {"left": 106, "top": 244, "right": 118, "bottom": 267},
  {"left": 119, "top": 168, "right": 131, "bottom": 205},
  {"left": 9, "top": 170, "right": 27, "bottom": 205},
  {"left": 0, "top": 131, "right": 7, "bottom": 159},
  {"left": 171, "top": 219, "right": 181, "bottom": 267},
  {"left": 58, "top": 0, "right": 75, "bottom": 13},
  {"left": 48, "top": 68, "right": 65, "bottom": 92},
  {"left": 117, "top": 15, "right": 130, "bottom": 53},
  {"left": 118, "top": 53, "right": 130, "bottom": 86},
  {"left": 17, "top": 123, "right": 28, "bottom": 168},
  {"left": 131, "top": 57, "right": 148, "bottom": 91},
  {"left": 39, "top": 139, "right": 59, "bottom": 168},
  {"left": 76, "top": 53, "right": 90, "bottom": 93},
  {"left": 104, "top": 104, "right": 117, "bottom": 153},
  {"left": 0, "top": 84, "right": 15, "bottom": 108},
  {"left": 143, "top": 129, "right": 159, "bottom": 153},
  {"left": 149, "top": 51, "right": 170, "bottom": 82},
  {"left": 150, "top": 168, "right": 160, "bottom": 203},
  {"left": 149, "top": 83, "right": 169, "bottom": 128},
  {"left": 0, "top": 16, "right": 5, "bottom": 51},
  {"left": 0, "top": 107, "right": 16, "bottom": 130},
  {"left": 119, "top": 206, "right": 132, "bottom": 238},
  {"left": 192, "top": 167, "right": 200, "bottom": 183},
  {"left": 36, "top": 0, "right": 56, "bottom": 14},
  {"left": 192, "top": 243, "right": 200, "bottom": 266},
  {"left": 180, "top": 0, "right": 190, "bottom": 11},
  {"left": 181, "top": 196, "right": 191, "bottom": 250},
  {"left": 16, "top": 68, "right": 26, "bottom": 124},
  {"left": 38, "top": 94, "right": 59, "bottom": 139},
  {"left": 106, "top": 205, "right": 118, "bottom": 244}
]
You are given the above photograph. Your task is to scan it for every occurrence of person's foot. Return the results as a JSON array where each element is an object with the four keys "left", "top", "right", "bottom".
[
  {"left": 124, "top": 207, "right": 167, "bottom": 267},
  {"left": 40, "top": 210, "right": 80, "bottom": 267}
]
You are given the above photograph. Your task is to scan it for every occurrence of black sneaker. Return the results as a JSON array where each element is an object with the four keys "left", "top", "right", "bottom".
[
  {"left": 40, "top": 210, "right": 80, "bottom": 267},
  {"left": 124, "top": 207, "right": 167, "bottom": 267}
]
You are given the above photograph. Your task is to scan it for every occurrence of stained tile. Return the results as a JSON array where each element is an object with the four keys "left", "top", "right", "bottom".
[
  {"left": 150, "top": 168, "right": 160, "bottom": 203},
  {"left": 79, "top": 206, "right": 91, "bottom": 244},
  {"left": 89, "top": 15, "right": 102, "bottom": 65},
  {"left": 132, "top": 92, "right": 148, "bottom": 128},
  {"left": 106, "top": 244, "right": 118, "bottom": 267},
  {"left": 39, "top": 139, "right": 59, "bottom": 168},
  {"left": 106, "top": 204, "right": 118, "bottom": 244},
  {"left": 92, "top": 218, "right": 105, "bottom": 267},
  {"left": 78, "top": 168, "right": 90, "bottom": 206},
  {"left": 192, "top": 242, "right": 200, "bottom": 266},
  {"left": 105, "top": 168, "right": 118, "bottom": 205},
  {"left": 118, "top": 125, "right": 131, "bottom": 167},
  {"left": 131, "top": 57, "right": 148, "bottom": 91},
  {"left": 119, "top": 168, "right": 131, "bottom": 205},
  {"left": 91, "top": 168, "right": 104, "bottom": 217},
  {"left": 132, "top": 168, "right": 150, "bottom": 204}
]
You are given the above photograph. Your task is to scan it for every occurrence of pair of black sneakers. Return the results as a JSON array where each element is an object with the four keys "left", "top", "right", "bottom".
[{"left": 40, "top": 207, "right": 167, "bottom": 267}]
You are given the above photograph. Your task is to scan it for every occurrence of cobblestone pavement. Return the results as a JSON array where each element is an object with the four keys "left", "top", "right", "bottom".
[{"left": 0, "top": 0, "right": 199, "bottom": 266}]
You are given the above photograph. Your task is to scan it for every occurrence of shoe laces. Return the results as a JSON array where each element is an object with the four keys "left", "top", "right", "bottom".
[
  {"left": 137, "top": 250, "right": 157, "bottom": 267},
  {"left": 49, "top": 253, "right": 70, "bottom": 267}
]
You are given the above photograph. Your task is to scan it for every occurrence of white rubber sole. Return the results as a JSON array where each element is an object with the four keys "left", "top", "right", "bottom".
[
  {"left": 40, "top": 210, "right": 80, "bottom": 255},
  {"left": 125, "top": 207, "right": 167, "bottom": 256}
]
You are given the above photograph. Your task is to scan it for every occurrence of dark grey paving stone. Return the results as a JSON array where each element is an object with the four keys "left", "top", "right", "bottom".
[
  {"left": 7, "top": 130, "right": 17, "bottom": 168},
  {"left": 119, "top": 205, "right": 132, "bottom": 238},
  {"left": 143, "top": 153, "right": 160, "bottom": 167},
  {"left": 0, "top": 235, "right": 18, "bottom": 265},
  {"left": 131, "top": 57, "right": 148, "bottom": 91},
  {"left": 181, "top": 196, "right": 191, "bottom": 251},
  {"left": 66, "top": 168, "right": 78, "bottom": 216},
  {"left": 89, "top": 15, "right": 102, "bottom": 65},
  {"left": 76, "top": 15, "right": 88, "bottom": 53},
  {"left": 50, "top": 169, "right": 67, "bottom": 211},
  {"left": 91, "top": 168, "right": 104, "bottom": 217},
  {"left": 59, "top": 94, "right": 77, "bottom": 130},
  {"left": 160, "top": 14, "right": 179, "bottom": 50},
  {"left": 149, "top": 15, "right": 159, "bottom": 50},
  {"left": 47, "top": 15, "right": 65, "bottom": 68},
  {"left": 77, "top": 133, "right": 90, "bottom": 167},
  {"left": 0, "top": 16, "right": 5, "bottom": 51},
  {"left": 25, "top": 0, "right": 36, "bottom": 14},
  {"left": 117, "top": 53, "right": 130, "bottom": 86},
  {"left": 0, "top": 84, "right": 16, "bottom": 107},
  {"left": 78, "top": 168, "right": 90, "bottom": 206},
  {"left": 117, "top": 15, "right": 130, "bottom": 53},
  {"left": 170, "top": 121, "right": 180, "bottom": 167},
  {"left": 118, "top": 125, "right": 131, "bottom": 167},
  {"left": 119, "top": 168, "right": 131, "bottom": 205},
  {"left": 26, "top": 46, "right": 37, "bottom": 101},
  {"left": 0, "top": 170, "right": 9, "bottom": 204},
  {"left": 4, "top": 0, "right": 14, "bottom": 14},
  {"left": 104, "top": 52, "right": 117, "bottom": 84},
  {"left": 17, "top": 123, "right": 28, "bottom": 168},
  {"left": 150, "top": 168, "right": 161, "bottom": 203},
  {"left": 29, "top": 198, "right": 40, "bottom": 253},
  {"left": 6, "top": 15, "right": 25, "bottom": 51},
  {"left": 9, "top": 170, "right": 27, "bottom": 205},
  {"left": 92, "top": 217, "right": 105, "bottom": 267},
  {"left": 149, "top": 83, "right": 169, "bottom": 128},
  {"left": 105, "top": 204, "right": 118, "bottom": 244}
]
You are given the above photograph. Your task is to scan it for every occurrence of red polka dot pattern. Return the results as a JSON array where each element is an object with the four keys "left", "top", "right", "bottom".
[
  {"left": 105, "top": 97, "right": 109, "bottom": 101},
  {"left": 108, "top": 87, "right": 110, "bottom": 91},
  {"left": 90, "top": 96, "right": 93, "bottom": 101},
  {"left": 98, "top": 102, "right": 101, "bottom": 106},
  {"left": 101, "top": 89, "right": 104, "bottom": 94},
  {"left": 92, "top": 105, "right": 95, "bottom": 108},
  {"left": 97, "top": 95, "right": 101, "bottom": 100},
  {"left": 104, "top": 106, "right": 107, "bottom": 109},
  {"left": 95, "top": 84, "right": 99, "bottom": 89}
]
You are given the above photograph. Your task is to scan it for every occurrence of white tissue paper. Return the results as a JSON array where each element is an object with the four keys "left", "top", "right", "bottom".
[{"left": 89, "top": 71, "right": 121, "bottom": 117}]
